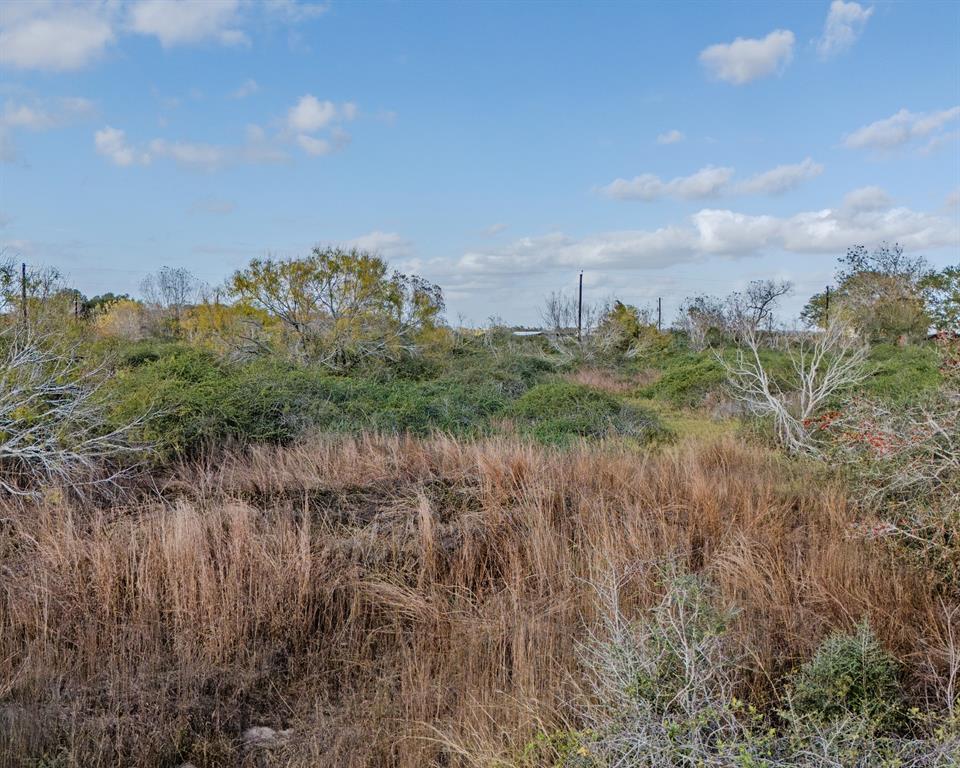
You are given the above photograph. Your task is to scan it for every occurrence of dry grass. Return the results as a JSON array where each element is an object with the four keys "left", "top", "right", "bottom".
[
  {"left": 565, "top": 367, "right": 659, "bottom": 394},
  {"left": 0, "top": 434, "right": 954, "bottom": 767}
]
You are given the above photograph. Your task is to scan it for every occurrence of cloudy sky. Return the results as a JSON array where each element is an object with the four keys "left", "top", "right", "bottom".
[{"left": 1, "top": 0, "right": 958, "bottom": 324}]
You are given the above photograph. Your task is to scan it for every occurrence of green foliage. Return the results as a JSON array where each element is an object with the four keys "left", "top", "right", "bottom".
[
  {"left": 519, "top": 729, "right": 598, "bottom": 767},
  {"left": 860, "top": 343, "right": 942, "bottom": 403},
  {"left": 786, "top": 622, "right": 903, "bottom": 730},
  {"left": 511, "top": 381, "right": 665, "bottom": 444},
  {"left": 639, "top": 350, "right": 727, "bottom": 407},
  {"left": 229, "top": 247, "right": 444, "bottom": 367},
  {"left": 802, "top": 243, "right": 932, "bottom": 342},
  {"left": 106, "top": 350, "right": 508, "bottom": 457},
  {"left": 920, "top": 264, "right": 960, "bottom": 332}
]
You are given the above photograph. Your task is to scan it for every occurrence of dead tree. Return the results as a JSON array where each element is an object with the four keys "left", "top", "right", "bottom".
[
  {"left": 719, "top": 321, "right": 868, "bottom": 454},
  {"left": 0, "top": 329, "right": 145, "bottom": 497}
]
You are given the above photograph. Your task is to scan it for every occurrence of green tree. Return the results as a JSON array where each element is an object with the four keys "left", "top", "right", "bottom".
[
  {"left": 229, "top": 247, "right": 444, "bottom": 368},
  {"left": 802, "top": 243, "right": 931, "bottom": 342},
  {"left": 920, "top": 265, "right": 960, "bottom": 333}
]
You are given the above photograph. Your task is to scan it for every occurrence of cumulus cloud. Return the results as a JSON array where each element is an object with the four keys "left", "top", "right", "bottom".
[
  {"left": 128, "top": 0, "right": 248, "bottom": 47},
  {"left": 699, "top": 29, "right": 795, "bottom": 84},
  {"left": 734, "top": 158, "right": 823, "bottom": 195},
  {"left": 602, "top": 159, "right": 822, "bottom": 201},
  {"left": 0, "top": 96, "right": 95, "bottom": 163},
  {"left": 95, "top": 126, "right": 150, "bottom": 167},
  {"left": 94, "top": 123, "right": 290, "bottom": 170},
  {"left": 296, "top": 134, "right": 333, "bottom": 156},
  {"left": 843, "top": 106, "right": 960, "bottom": 150},
  {"left": 288, "top": 95, "right": 339, "bottom": 132},
  {"left": 841, "top": 185, "right": 892, "bottom": 212},
  {"left": 818, "top": 1, "right": 873, "bottom": 59},
  {"left": 656, "top": 129, "right": 684, "bottom": 145},
  {"left": 0, "top": 1, "right": 329, "bottom": 71},
  {"left": 287, "top": 95, "right": 357, "bottom": 156},
  {"left": 455, "top": 194, "right": 957, "bottom": 276},
  {"left": 262, "top": 0, "right": 330, "bottom": 22},
  {"left": 345, "top": 231, "right": 414, "bottom": 259},
  {"left": 0, "top": 2, "right": 115, "bottom": 71},
  {"left": 92, "top": 91, "right": 359, "bottom": 170},
  {"left": 601, "top": 166, "right": 734, "bottom": 201}
]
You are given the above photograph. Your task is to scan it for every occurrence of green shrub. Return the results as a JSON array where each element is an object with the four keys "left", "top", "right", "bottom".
[
  {"left": 511, "top": 381, "right": 665, "bottom": 445},
  {"left": 860, "top": 343, "right": 942, "bottom": 404},
  {"left": 639, "top": 352, "right": 727, "bottom": 407},
  {"left": 105, "top": 352, "right": 509, "bottom": 457},
  {"left": 786, "top": 622, "right": 903, "bottom": 730}
]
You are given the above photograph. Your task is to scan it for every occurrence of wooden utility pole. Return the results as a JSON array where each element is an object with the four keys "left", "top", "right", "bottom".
[
  {"left": 657, "top": 297, "right": 662, "bottom": 332},
  {"left": 824, "top": 285, "right": 831, "bottom": 326},
  {"left": 577, "top": 271, "right": 583, "bottom": 343},
  {"left": 20, "top": 263, "right": 27, "bottom": 323}
]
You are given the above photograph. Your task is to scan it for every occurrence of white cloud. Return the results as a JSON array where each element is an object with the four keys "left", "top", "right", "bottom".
[
  {"left": 843, "top": 106, "right": 960, "bottom": 150},
  {"left": 95, "top": 126, "right": 150, "bottom": 167},
  {"left": 734, "top": 158, "right": 823, "bottom": 195},
  {"left": 602, "top": 160, "right": 822, "bottom": 201},
  {"left": 345, "top": 231, "right": 414, "bottom": 259},
  {"left": 0, "top": 1, "right": 330, "bottom": 71},
  {"left": 288, "top": 95, "right": 339, "bottom": 132},
  {"left": 842, "top": 185, "right": 892, "bottom": 212},
  {"left": 1, "top": 96, "right": 95, "bottom": 163},
  {"left": 128, "top": 0, "right": 248, "bottom": 47},
  {"left": 230, "top": 79, "right": 260, "bottom": 99},
  {"left": 455, "top": 195, "right": 957, "bottom": 276},
  {"left": 946, "top": 188, "right": 960, "bottom": 210},
  {"left": 94, "top": 123, "right": 290, "bottom": 170},
  {"left": 1, "top": 97, "right": 94, "bottom": 130},
  {"left": 601, "top": 166, "right": 734, "bottom": 201},
  {"left": 263, "top": 0, "right": 330, "bottom": 22},
  {"left": 656, "top": 129, "right": 684, "bottom": 145},
  {"left": 699, "top": 29, "right": 794, "bottom": 85},
  {"left": 296, "top": 134, "right": 332, "bottom": 156},
  {"left": 817, "top": 1, "right": 873, "bottom": 59},
  {"left": 0, "top": 2, "right": 115, "bottom": 71},
  {"left": 149, "top": 138, "right": 229, "bottom": 170},
  {"left": 286, "top": 95, "right": 356, "bottom": 156}
]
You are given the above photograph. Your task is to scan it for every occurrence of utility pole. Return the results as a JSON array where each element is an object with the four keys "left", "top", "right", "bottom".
[
  {"left": 577, "top": 271, "right": 583, "bottom": 343},
  {"left": 824, "top": 285, "right": 831, "bottom": 327},
  {"left": 20, "top": 263, "right": 27, "bottom": 324},
  {"left": 657, "top": 297, "right": 662, "bottom": 332}
]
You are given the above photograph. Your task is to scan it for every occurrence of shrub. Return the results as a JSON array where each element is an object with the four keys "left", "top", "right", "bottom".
[
  {"left": 106, "top": 352, "right": 510, "bottom": 457},
  {"left": 860, "top": 343, "right": 942, "bottom": 404},
  {"left": 786, "top": 622, "right": 904, "bottom": 730},
  {"left": 638, "top": 351, "right": 727, "bottom": 407},
  {"left": 511, "top": 381, "right": 665, "bottom": 444}
]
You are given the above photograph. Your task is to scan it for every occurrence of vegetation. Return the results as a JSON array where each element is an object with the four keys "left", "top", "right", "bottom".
[{"left": 0, "top": 244, "right": 957, "bottom": 766}]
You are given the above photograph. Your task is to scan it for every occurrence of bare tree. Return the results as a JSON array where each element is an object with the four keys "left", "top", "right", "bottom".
[
  {"left": 719, "top": 321, "right": 868, "bottom": 454},
  {"left": 729, "top": 279, "right": 793, "bottom": 335},
  {"left": 0, "top": 329, "right": 145, "bottom": 497},
  {"left": 540, "top": 290, "right": 603, "bottom": 357},
  {"left": 677, "top": 294, "right": 727, "bottom": 351},
  {"left": 141, "top": 266, "right": 202, "bottom": 328}
]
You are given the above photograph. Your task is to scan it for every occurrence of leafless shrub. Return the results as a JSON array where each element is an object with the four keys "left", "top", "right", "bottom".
[
  {"left": 0, "top": 328, "right": 145, "bottom": 497},
  {"left": 719, "top": 322, "right": 868, "bottom": 454}
]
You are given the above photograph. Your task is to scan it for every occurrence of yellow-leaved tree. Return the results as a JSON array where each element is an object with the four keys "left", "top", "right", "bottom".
[{"left": 228, "top": 247, "right": 445, "bottom": 368}]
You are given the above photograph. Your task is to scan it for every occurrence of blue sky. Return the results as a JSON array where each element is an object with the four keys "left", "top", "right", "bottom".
[{"left": 1, "top": 0, "right": 958, "bottom": 324}]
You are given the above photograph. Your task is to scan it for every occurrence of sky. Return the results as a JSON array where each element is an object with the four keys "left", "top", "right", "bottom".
[{"left": 1, "top": 0, "right": 958, "bottom": 326}]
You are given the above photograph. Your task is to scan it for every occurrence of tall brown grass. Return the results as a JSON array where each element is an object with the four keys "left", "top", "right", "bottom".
[{"left": 1, "top": 435, "right": 954, "bottom": 766}]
